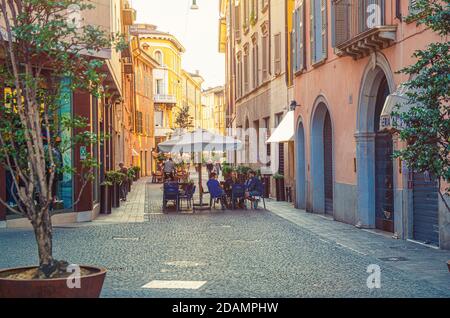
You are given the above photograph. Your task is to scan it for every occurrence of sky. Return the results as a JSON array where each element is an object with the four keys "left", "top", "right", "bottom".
[{"left": 131, "top": 0, "right": 225, "bottom": 89}]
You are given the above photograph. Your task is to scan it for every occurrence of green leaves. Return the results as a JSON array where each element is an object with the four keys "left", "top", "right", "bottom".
[{"left": 394, "top": 0, "right": 450, "bottom": 191}]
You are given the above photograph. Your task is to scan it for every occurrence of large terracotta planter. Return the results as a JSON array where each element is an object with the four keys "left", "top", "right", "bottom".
[{"left": 0, "top": 265, "right": 106, "bottom": 298}]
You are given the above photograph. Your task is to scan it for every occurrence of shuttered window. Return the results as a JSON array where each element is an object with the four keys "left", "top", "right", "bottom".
[
  {"left": 136, "top": 111, "right": 143, "bottom": 134},
  {"left": 262, "top": 35, "right": 268, "bottom": 81},
  {"left": 331, "top": 0, "right": 349, "bottom": 47},
  {"left": 294, "top": 2, "right": 305, "bottom": 73},
  {"left": 274, "top": 33, "right": 281, "bottom": 75},
  {"left": 310, "top": 0, "right": 327, "bottom": 64},
  {"left": 409, "top": 0, "right": 420, "bottom": 15},
  {"left": 234, "top": 3, "right": 241, "bottom": 41},
  {"left": 252, "top": 39, "right": 259, "bottom": 88},
  {"left": 243, "top": 49, "right": 249, "bottom": 93}
]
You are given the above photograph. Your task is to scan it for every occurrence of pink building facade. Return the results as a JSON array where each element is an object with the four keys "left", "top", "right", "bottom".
[{"left": 292, "top": 0, "right": 449, "bottom": 249}]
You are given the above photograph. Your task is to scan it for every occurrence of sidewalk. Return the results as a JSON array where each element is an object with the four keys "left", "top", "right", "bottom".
[
  {"left": 265, "top": 199, "right": 450, "bottom": 292},
  {"left": 93, "top": 177, "right": 150, "bottom": 224}
]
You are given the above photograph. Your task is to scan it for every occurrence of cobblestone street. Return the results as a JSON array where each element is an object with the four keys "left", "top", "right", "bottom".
[{"left": 0, "top": 178, "right": 449, "bottom": 298}]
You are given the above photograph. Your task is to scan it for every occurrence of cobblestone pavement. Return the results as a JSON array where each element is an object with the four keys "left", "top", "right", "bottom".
[{"left": 0, "top": 180, "right": 449, "bottom": 298}]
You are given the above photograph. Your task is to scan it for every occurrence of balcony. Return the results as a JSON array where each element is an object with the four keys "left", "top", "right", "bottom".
[
  {"left": 154, "top": 94, "right": 177, "bottom": 104},
  {"left": 332, "top": 0, "right": 397, "bottom": 59}
]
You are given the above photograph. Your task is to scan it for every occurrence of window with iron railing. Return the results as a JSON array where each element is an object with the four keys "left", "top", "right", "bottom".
[{"left": 332, "top": 0, "right": 386, "bottom": 47}]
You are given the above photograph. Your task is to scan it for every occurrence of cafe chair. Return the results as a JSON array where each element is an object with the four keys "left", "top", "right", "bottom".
[
  {"left": 231, "top": 183, "right": 246, "bottom": 210},
  {"left": 163, "top": 182, "right": 179, "bottom": 213},
  {"left": 179, "top": 185, "right": 196, "bottom": 210}
]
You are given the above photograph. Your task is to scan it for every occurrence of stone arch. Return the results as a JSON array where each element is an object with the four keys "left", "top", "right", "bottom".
[
  {"left": 295, "top": 116, "right": 306, "bottom": 209},
  {"left": 355, "top": 52, "right": 396, "bottom": 228}
]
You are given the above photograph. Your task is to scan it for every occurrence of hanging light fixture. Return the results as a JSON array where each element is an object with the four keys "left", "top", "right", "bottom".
[{"left": 191, "top": 0, "right": 199, "bottom": 10}]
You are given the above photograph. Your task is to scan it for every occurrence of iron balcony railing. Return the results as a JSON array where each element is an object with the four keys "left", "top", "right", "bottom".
[{"left": 332, "top": 0, "right": 386, "bottom": 47}]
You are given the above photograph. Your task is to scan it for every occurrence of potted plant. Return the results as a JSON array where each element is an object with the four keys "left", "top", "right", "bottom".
[
  {"left": 127, "top": 168, "right": 136, "bottom": 191},
  {"left": 273, "top": 172, "right": 286, "bottom": 201},
  {"left": 222, "top": 163, "right": 233, "bottom": 179},
  {"left": 131, "top": 166, "right": 141, "bottom": 181},
  {"left": 105, "top": 171, "right": 126, "bottom": 208},
  {"left": 0, "top": 1, "right": 125, "bottom": 297}
]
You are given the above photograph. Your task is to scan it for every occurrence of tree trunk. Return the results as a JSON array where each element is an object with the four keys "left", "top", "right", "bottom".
[{"left": 32, "top": 208, "right": 55, "bottom": 277}]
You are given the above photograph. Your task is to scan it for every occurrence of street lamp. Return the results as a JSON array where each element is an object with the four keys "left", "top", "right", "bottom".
[
  {"left": 290, "top": 100, "right": 300, "bottom": 111},
  {"left": 190, "top": 0, "right": 199, "bottom": 10}
]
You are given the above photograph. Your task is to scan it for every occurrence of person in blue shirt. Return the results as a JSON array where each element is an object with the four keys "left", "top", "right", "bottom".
[
  {"left": 206, "top": 172, "right": 226, "bottom": 210},
  {"left": 245, "top": 170, "right": 264, "bottom": 208}
]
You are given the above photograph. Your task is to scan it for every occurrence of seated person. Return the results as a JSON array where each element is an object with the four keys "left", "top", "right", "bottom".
[
  {"left": 207, "top": 172, "right": 226, "bottom": 210},
  {"left": 245, "top": 170, "right": 264, "bottom": 200},
  {"left": 223, "top": 171, "right": 236, "bottom": 195}
]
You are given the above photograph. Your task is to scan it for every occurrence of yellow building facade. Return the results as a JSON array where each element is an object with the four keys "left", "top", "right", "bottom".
[
  {"left": 130, "top": 37, "right": 159, "bottom": 176},
  {"left": 202, "top": 86, "right": 226, "bottom": 135},
  {"left": 130, "top": 24, "right": 185, "bottom": 144},
  {"left": 181, "top": 70, "right": 204, "bottom": 130}
]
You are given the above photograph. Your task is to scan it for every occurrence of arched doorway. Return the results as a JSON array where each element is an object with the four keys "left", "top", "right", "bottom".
[
  {"left": 295, "top": 119, "right": 306, "bottom": 209},
  {"left": 311, "top": 101, "right": 333, "bottom": 215},
  {"left": 356, "top": 54, "right": 396, "bottom": 230},
  {"left": 374, "top": 78, "right": 394, "bottom": 232}
]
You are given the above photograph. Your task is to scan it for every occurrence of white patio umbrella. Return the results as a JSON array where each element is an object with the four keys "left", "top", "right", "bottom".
[{"left": 158, "top": 128, "right": 242, "bottom": 209}]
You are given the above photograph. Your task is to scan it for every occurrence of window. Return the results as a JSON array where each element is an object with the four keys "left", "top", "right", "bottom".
[
  {"left": 234, "top": 3, "right": 241, "bottom": 40},
  {"left": 294, "top": 2, "right": 306, "bottom": 72},
  {"left": 274, "top": 33, "right": 281, "bottom": 75},
  {"left": 136, "top": 111, "right": 143, "bottom": 134},
  {"left": 155, "top": 111, "right": 163, "bottom": 127},
  {"left": 275, "top": 112, "right": 284, "bottom": 127},
  {"left": 154, "top": 51, "right": 163, "bottom": 65},
  {"left": 252, "top": 35, "right": 259, "bottom": 88},
  {"left": 243, "top": 0, "right": 249, "bottom": 29},
  {"left": 310, "top": 0, "right": 327, "bottom": 64},
  {"left": 236, "top": 53, "right": 242, "bottom": 98},
  {"left": 156, "top": 79, "right": 164, "bottom": 95},
  {"left": 250, "top": 0, "right": 258, "bottom": 25},
  {"left": 408, "top": 0, "right": 421, "bottom": 16},
  {"left": 261, "top": 34, "right": 269, "bottom": 81},
  {"left": 243, "top": 47, "right": 249, "bottom": 93}
]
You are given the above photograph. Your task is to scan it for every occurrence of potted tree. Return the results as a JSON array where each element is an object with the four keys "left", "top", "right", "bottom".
[
  {"left": 0, "top": 1, "right": 125, "bottom": 297},
  {"left": 273, "top": 173, "right": 286, "bottom": 201}
]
